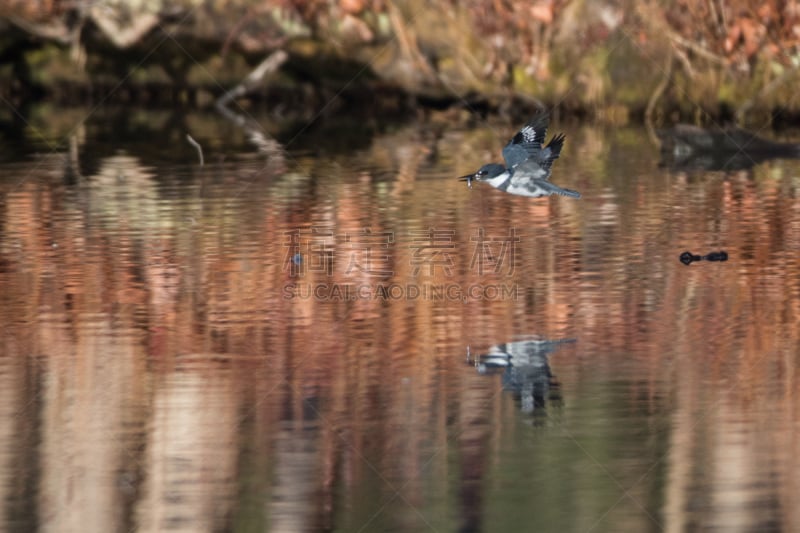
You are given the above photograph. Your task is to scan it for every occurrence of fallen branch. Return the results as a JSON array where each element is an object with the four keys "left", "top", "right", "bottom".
[
  {"left": 88, "top": 5, "right": 160, "bottom": 49},
  {"left": 215, "top": 50, "right": 288, "bottom": 108},
  {"left": 215, "top": 50, "right": 288, "bottom": 164},
  {"left": 8, "top": 16, "right": 73, "bottom": 44},
  {"left": 666, "top": 30, "right": 727, "bottom": 65}
]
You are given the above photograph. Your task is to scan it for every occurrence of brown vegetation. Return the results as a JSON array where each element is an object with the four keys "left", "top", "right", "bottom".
[{"left": 1, "top": 0, "right": 800, "bottom": 121}]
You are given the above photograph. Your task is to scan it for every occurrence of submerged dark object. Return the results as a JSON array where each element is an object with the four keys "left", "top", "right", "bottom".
[
  {"left": 657, "top": 124, "right": 800, "bottom": 171},
  {"left": 680, "top": 250, "right": 728, "bottom": 265},
  {"left": 458, "top": 113, "right": 581, "bottom": 198}
]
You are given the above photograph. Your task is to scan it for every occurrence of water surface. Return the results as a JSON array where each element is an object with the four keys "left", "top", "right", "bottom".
[{"left": 1, "top": 108, "right": 799, "bottom": 532}]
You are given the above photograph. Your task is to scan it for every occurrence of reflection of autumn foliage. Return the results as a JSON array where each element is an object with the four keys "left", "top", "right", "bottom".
[{"left": 1, "top": 123, "right": 800, "bottom": 529}]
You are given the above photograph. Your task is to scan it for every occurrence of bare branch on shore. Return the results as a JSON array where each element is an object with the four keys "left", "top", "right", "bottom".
[
  {"left": 8, "top": 16, "right": 73, "bottom": 45},
  {"left": 666, "top": 30, "right": 727, "bottom": 66},
  {"left": 88, "top": 5, "right": 160, "bottom": 49},
  {"left": 215, "top": 50, "right": 289, "bottom": 108},
  {"left": 215, "top": 50, "right": 288, "bottom": 166}
]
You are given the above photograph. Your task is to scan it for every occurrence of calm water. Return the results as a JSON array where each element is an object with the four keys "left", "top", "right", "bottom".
[{"left": 1, "top": 108, "right": 800, "bottom": 532}]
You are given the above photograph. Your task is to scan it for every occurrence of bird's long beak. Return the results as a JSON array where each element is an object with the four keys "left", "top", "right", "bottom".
[{"left": 458, "top": 173, "right": 475, "bottom": 189}]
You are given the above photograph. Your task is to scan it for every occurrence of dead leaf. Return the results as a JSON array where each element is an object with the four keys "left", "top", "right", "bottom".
[{"left": 530, "top": 1, "right": 553, "bottom": 24}]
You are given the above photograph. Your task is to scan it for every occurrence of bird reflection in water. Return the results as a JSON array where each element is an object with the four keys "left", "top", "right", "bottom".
[{"left": 467, "top": 337, "right": 575, "bottom": 416}]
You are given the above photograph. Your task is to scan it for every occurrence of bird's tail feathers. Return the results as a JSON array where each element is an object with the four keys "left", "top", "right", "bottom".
[{"left": 556, "top": 187, "right": 581, "bottom": 199}]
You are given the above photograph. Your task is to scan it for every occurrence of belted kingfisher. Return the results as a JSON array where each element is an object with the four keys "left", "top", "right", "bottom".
[{"left": 459, "top": 113, "right": 580, "bottom": 198}]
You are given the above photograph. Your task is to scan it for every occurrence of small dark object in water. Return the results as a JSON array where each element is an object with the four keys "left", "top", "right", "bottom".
[
  {"left": 680, "top": 250, "right": 728, "bottom": 265},
  {"left": 679, "top": 252, "right": 700, "bottom": 265},
  {"left": 704, "top": 251, "right": 728, "bottom": 262}
]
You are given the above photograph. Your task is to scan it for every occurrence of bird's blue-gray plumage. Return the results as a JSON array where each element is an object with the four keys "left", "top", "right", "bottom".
[
  {"left": 459, "top": 113, "right": 579, "bottom": 199},
  {"left": 467, "top": 337, "right": 576, "bottom": 414}
]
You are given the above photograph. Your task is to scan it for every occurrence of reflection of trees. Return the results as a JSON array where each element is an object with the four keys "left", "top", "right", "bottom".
[{"left": 0, "top": 123, "right": 799, "bottom": 529}]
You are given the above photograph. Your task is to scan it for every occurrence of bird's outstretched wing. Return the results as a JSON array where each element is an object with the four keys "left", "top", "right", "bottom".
[
  {"left": 502, "top": 113, "right": 550, "bottom": 169},
  {"left": 534, "top": 133, "right": 565, "bottom": 171},
  {"left": 512, "top": 159, "right": 549, "bottom": 181}
]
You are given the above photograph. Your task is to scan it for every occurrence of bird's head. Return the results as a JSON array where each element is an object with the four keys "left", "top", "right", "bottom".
[{"left": 458, "top": 163, "right": 506, "bottom": 188}]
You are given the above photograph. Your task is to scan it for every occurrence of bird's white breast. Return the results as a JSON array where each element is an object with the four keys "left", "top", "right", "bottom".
[
  {"left": 484, "top": 172, "right": 512, "bottom": 188},
  {"left": 505, "top": 182, "right": 547, "bottom": 197}
]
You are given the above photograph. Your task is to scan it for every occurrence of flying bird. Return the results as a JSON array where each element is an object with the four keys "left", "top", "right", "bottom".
[{"left": 459, "top": 113, "right": 580, "bottom": 198}]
